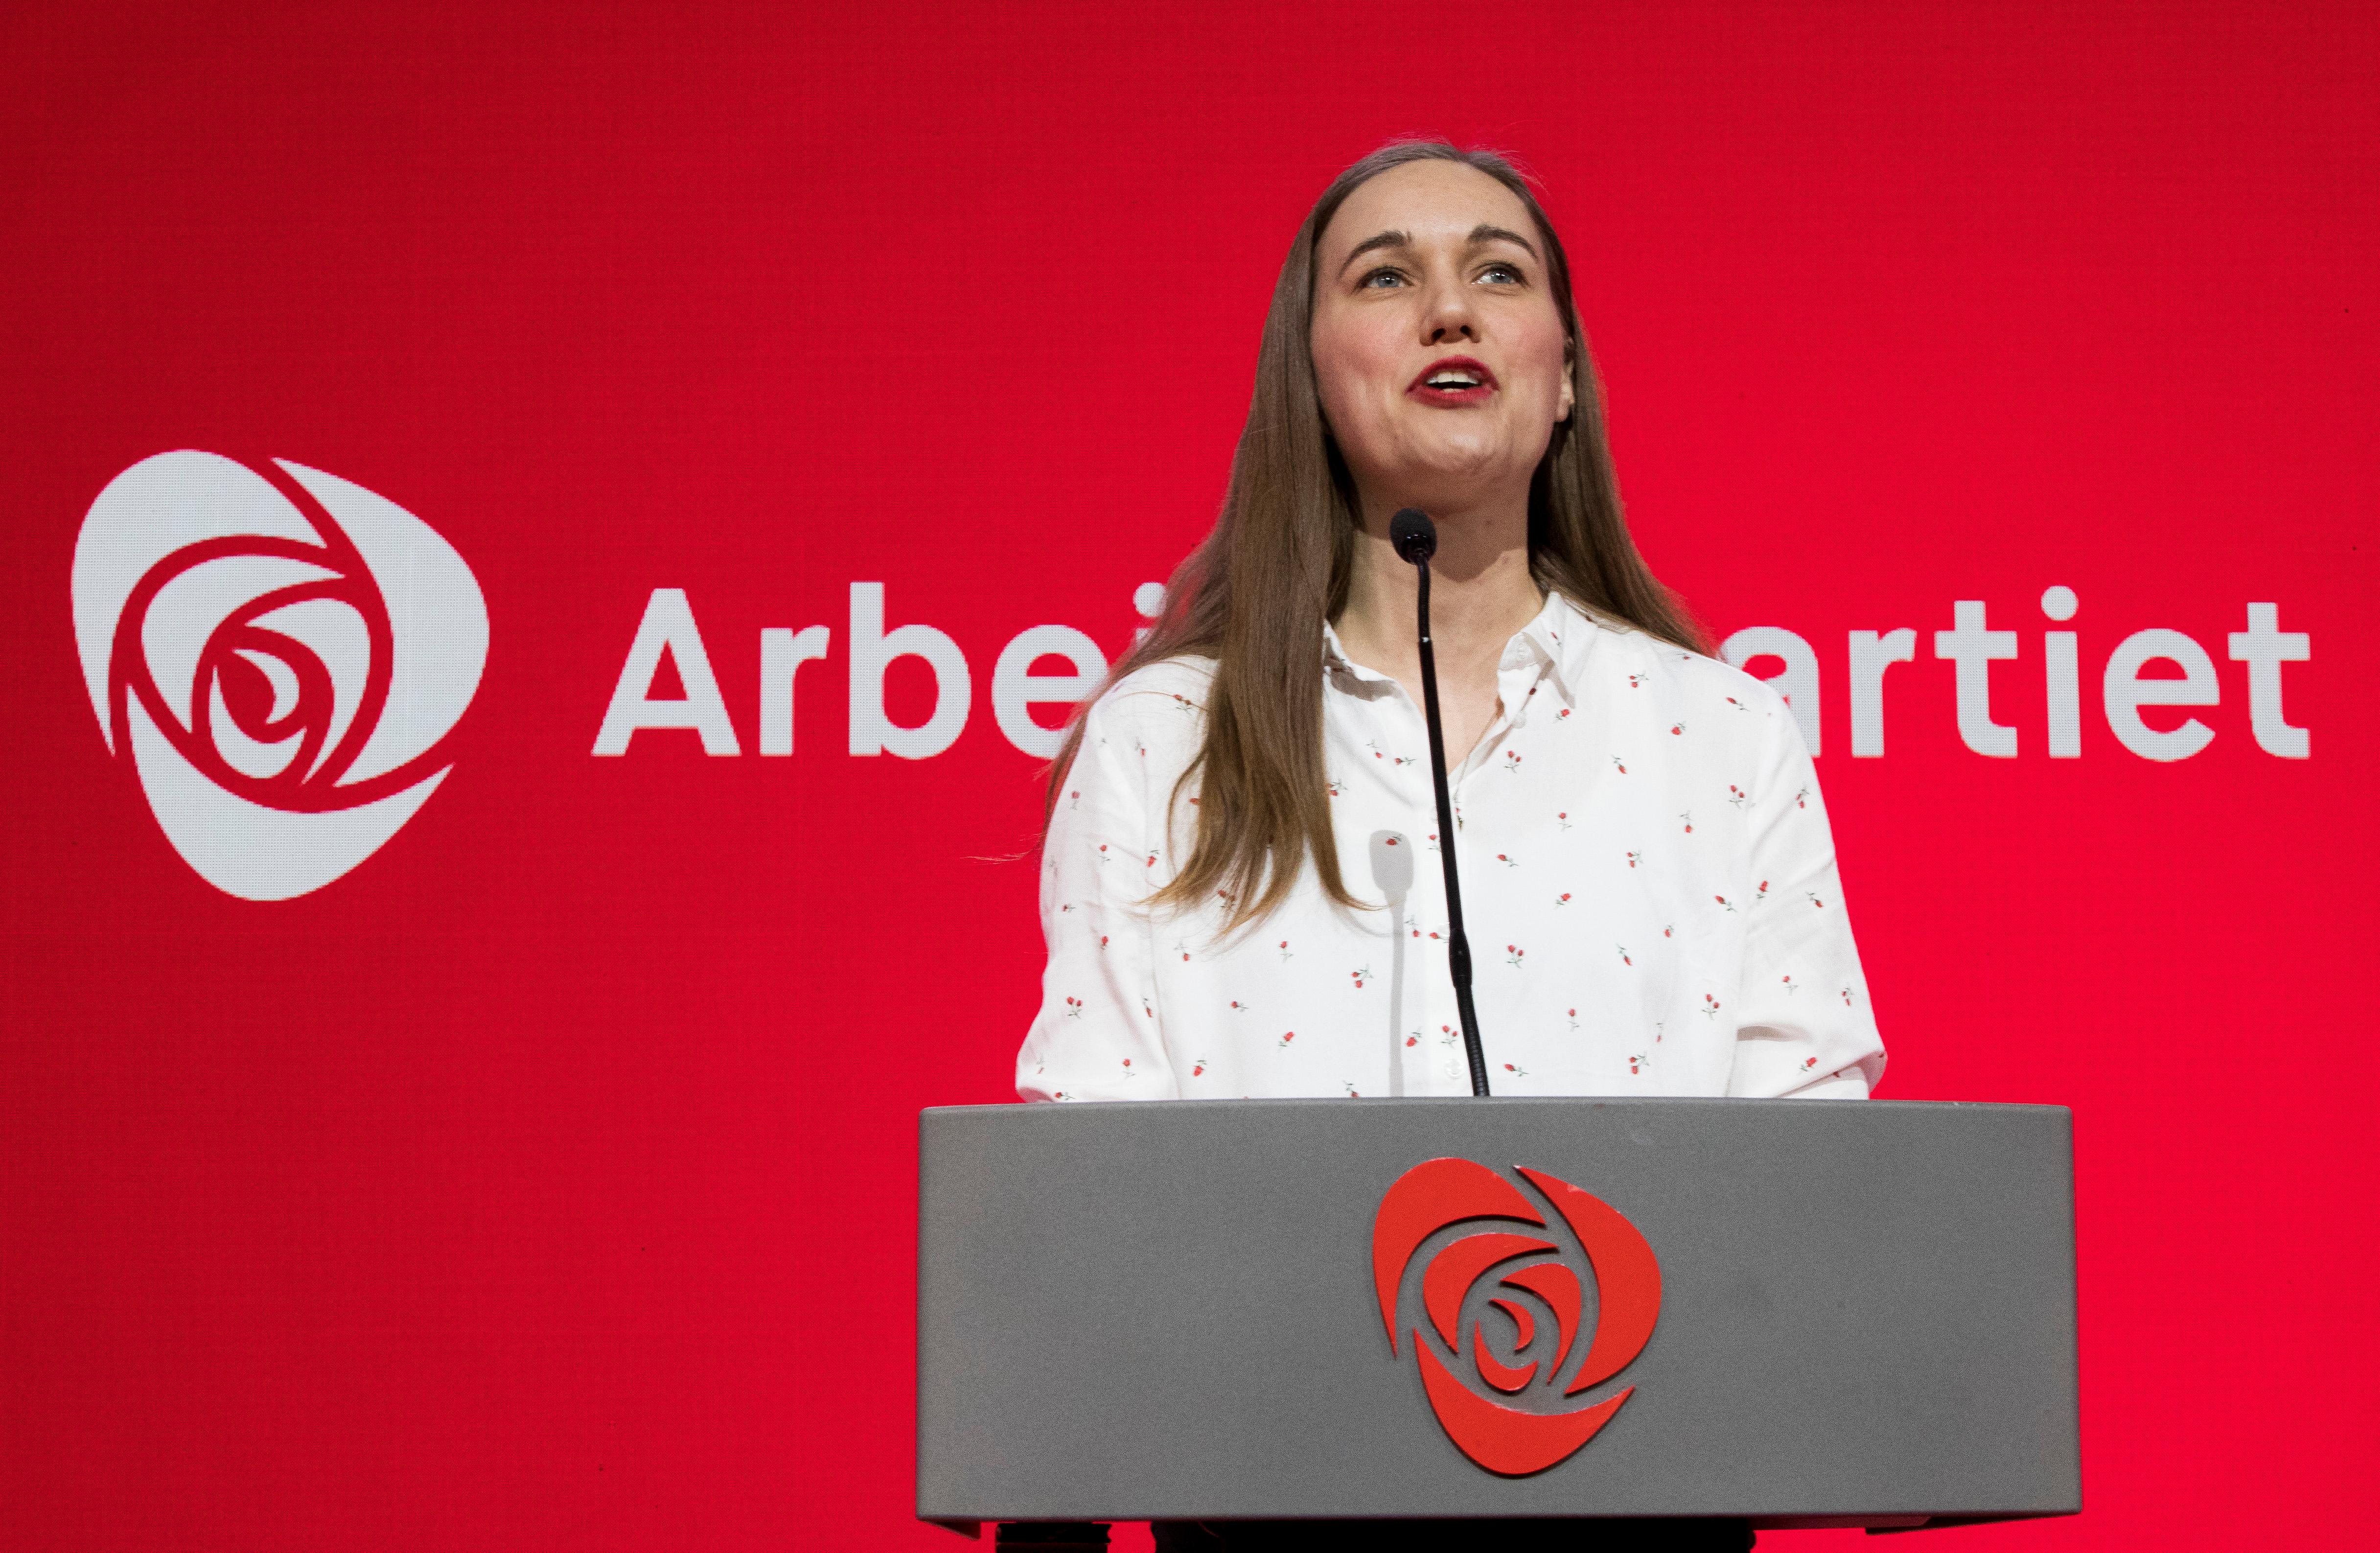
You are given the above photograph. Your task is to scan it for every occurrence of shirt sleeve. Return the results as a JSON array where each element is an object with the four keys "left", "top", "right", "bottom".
[
  {"left": 1016, "top": 690, "right": 1178, "bottom": 1102},
  {"left": 1724, "top": 694, "right": 1889, "bottom": 1099}
]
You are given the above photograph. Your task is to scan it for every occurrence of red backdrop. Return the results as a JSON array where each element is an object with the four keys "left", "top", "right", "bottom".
[{"left": 4, "top": 2, "right": 2373, "bottom": 1547}]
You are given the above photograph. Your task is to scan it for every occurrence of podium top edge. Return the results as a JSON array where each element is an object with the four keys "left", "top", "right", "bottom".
[{"left": 919, "top": 1096, "right": 2072, "bottom": 1120}]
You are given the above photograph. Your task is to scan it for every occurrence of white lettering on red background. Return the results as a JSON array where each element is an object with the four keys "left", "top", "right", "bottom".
[{"left": 593, "top": 584, "right": 2310, "bottom": 764}]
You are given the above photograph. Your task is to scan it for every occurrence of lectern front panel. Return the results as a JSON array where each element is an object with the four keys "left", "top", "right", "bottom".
[{"left": 916, "top": 1098, "right": 2078, "bottom": 1527}]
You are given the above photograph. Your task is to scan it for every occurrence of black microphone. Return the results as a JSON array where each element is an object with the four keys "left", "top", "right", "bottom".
[{"left": 1389, "top": 508, "right": 1492, "bottom": 1098}]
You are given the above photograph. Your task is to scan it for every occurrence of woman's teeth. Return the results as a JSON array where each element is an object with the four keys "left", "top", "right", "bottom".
[{"left": 1428, "top": 373, "right": 1480, "bottom": 388}]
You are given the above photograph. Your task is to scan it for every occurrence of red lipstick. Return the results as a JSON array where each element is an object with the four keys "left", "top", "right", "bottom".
[{"left": 1407, "top": 356, "right": 1499, "bottom": 406}]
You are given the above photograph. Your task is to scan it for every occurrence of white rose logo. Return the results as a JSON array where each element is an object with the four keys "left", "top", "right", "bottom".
[{"left": 70, "top": 451, "right": 489, "bottom": 901}]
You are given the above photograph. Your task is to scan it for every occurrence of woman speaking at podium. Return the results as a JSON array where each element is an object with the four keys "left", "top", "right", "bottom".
[{"left": 1019, "top": 141, "right": 1885, "bottom": 1106}]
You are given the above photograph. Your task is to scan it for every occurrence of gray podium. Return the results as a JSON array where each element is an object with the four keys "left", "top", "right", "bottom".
[{"left": 917, "top": 1098, "right": 2079, "bottom": 1537}]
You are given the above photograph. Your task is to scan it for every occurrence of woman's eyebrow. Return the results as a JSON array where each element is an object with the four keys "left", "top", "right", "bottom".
[
  {"left": 1469, "top": 223, "right": 1540, "bottom": 259},
  {"left": 1335, "top": 223, "right": 1539, "bottom": 275},
  {"left": 1338, "top": 230, "right": 1411, "bottom": 273}
]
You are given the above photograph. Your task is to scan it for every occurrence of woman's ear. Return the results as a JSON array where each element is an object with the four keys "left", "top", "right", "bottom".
[{"left": 1559, "top": 350, "right": 1578, "bottom": 424}]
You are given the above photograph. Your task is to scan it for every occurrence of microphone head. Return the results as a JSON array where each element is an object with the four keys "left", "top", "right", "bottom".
[{"left": 1389, "top": 508, "right": 1437, "bottom": 564}]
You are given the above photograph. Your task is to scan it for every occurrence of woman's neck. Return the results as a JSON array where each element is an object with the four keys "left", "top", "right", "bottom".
[{"left": 1332, "top": 492, "right": 1545, "bottom": 759}]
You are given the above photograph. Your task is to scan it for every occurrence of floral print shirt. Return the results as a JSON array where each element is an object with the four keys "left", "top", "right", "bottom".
[{"left": 1018, "top": 592, "right": 1885, "bottom": 1102}]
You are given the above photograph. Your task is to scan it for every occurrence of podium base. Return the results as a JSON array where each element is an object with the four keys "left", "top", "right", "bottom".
[
  {"left": 994, "top": 1525, "right": 1110, "bottom": 1551},
  {"left": 1148, "top": 1520, "right": 1756, "bottom": 1551}
]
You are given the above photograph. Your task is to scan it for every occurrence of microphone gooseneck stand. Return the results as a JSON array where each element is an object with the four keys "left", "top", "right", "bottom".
[{"left": 1389, "top": 508, "right": 1491, "bottom": 1098}]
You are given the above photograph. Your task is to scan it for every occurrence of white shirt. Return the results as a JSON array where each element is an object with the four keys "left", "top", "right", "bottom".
[{"left": 1018, "top": 592, "right": 1885, "bottom": 1102}]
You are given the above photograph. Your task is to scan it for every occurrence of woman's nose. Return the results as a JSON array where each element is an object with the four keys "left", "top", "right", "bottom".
[{"left": 1419, "top": 278, "right": 1480, "bottom": 344}]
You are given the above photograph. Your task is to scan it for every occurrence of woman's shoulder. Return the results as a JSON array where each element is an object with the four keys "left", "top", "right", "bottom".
[
  {"left": 1589, "top": 621, "right": 1799, "bottom": 745},
  {"left": 1063, "top": 656, "right": 1215, "bottom": 802},
  {"left": 1072, "top": 655, "right": 1218, "bottom": 763},
  {"left": 1086, "top": 654, "right": 1218, "bottom": 725}
]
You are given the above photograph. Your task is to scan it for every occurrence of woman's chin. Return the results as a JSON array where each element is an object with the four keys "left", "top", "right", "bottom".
[{"left": 1377, "top": 443, "right": 1535, "bottom": 505}]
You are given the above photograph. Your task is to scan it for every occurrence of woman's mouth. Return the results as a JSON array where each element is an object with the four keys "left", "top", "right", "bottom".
[{"left": 1407, "top": 356, "right": 1499, "bottom": 406}]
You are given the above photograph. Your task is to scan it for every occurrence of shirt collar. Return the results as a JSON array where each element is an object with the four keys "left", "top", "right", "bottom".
[
  {"left": 1515, "top": 590, "right": 1593, "bottom": 709},
  {"left": 1320, "top": 618, "right": 1394, "bottom": 691},
  {"left": 1322, "top": 590, "right": 1597, "bottom": 709}
]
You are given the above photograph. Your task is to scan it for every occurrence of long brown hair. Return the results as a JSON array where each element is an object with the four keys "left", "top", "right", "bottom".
[{"left": 1047, "top": 139, "right": 1705, "bottom": 932}]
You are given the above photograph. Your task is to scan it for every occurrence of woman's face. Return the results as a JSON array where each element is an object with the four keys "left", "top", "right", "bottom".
[{"left": 1309, "top": 159, "right": 1575, "bottom": 519}]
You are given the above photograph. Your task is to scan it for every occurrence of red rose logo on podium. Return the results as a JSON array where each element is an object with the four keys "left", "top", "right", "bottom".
[
  {"left": 71, "top": 451, "right": 489, "bottom": 901},
  {"left": 1373, "top": 1158, "right": 1663, "bottom": 1476}
]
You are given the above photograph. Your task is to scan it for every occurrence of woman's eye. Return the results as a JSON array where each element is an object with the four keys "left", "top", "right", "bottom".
[
  {"left": 1479, "top": 264, "right": 1524, "bottom": 285},
  {"left": 1359, "top": 267, "right": 1407, "bottom": 289}
]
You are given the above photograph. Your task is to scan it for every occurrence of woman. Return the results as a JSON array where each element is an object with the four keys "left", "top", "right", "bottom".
[{"left": 1019, "top": 141, "right": 1884, "bottom": 1107}]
